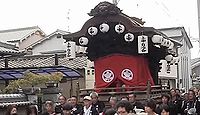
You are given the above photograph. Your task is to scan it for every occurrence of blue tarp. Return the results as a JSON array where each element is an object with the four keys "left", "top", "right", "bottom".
[{"left": 0, "top": 66, "right": 82, "bottom": 80}]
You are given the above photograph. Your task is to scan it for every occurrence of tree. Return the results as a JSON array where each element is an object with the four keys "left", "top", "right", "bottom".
[{"left": 3, "top": 72, "right": 63, "bottom": 93}]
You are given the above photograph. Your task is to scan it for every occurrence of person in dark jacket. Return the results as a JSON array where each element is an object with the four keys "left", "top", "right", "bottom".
[
  {"left": 108, "top": 96, "right": 118, "bottom": 108},
  {"left": 128, "top": 93, "right": 144, "bottom": 110},
  {"left": 116, "top": 100, "right": 133, "bottom": 115},
  {"left": 62, "top": 103, "right": 73, "bottom": 115},
  {"left": 80, "top": 96, "right": 98, "bottom": 115},
  {"left": 70, "top": 96, "right": 83, "bottom": 115},
  {"left": 42, "top": 100, "right": 56, "bottom": 115},
  {"left": 144, "top": 99, "right": 158, "bottom": 115},
  {"left": 156, "top": 93, "right": 177, "bottom": 115},
  {"left": 181, "top": 89, "right": 200, "bottom": 115},
  {"left": 55, "top": 95, "right": 67, "bottom": 114},
  {"left": 90, "top": 92, "right": 105, "bottom": 113},
  {"left": 169, "top": 88, "right": 182, "bottom": 115},
  {"left": 26, "top": 105, "right": 38, "bottom": 115},
  {"left": 5, "top": 105, "right": 18, "bottom": 115},
  {"left": 104, "top": 108, "right": 116, "bottom": 115},
  {"left": 160, "top": 104, "right": 170, "bottom": 115}
]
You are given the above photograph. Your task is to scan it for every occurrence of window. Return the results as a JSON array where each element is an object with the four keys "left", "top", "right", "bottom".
[
  {"left": 57, "top": 35, "right": 62, "bottom": 38},
  {"left": 87, "top": 70, "right": 90, "bottom": 75},
  {"left": 91, "top": 69, "right": 95, "bottom": 75}
]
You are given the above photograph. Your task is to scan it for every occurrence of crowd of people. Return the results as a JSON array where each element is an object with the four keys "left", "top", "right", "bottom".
[{"left": 4, "top": 87, "right": 200, "bottom": 115}]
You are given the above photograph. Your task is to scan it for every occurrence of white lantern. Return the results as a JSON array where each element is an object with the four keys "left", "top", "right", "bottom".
[
  {"left": 174, "top": 57, "right": 180, "bottom": 63},
  {"left": 151, "top": 35, "right": 163, "bottom": 43},
  {"left": 165, "top": 55, "right": 173, "bottom": 62},
  {"left": 168, "top": 42, "right": 174, "bottom": 49},
  {"left": 161, "top": 39, "right": 167, "bottom": 46},
  {"left": 170, "top": 57, "right": 176, "bottom": 64},
  {"left": 79, "top": 37, "right": 89, "bottom": 45},
  {"left": 88, "top": 27, "right": 98, "bottom": 36},
  {"left": 166, "top": 40, "right": 171, "bottom": 47},
  {"left": 79, "top": 46, "right": 87, "bottom": 53},
  {"left": 124, "top": 33, "right": 134, "bottom": 42},
  {"left": 115, "top": 24, "right": 125, "bottom": 34},
  {"left": 99, "top": 23, "right": 109, "bottom": 33},
  {"left": 164, "top": 39, "right": 169, "bottom": 47}
]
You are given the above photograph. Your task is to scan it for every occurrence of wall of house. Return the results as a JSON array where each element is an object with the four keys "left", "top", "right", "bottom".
[
  {"left": 19, "top": 31, "right": 44, "bottom": 50},
  {"left": 85, "top": 68, "right": 95, "bottom": 89},
  {"left": 85, "top": 60, "right": 95, "bottom": 89},
  {"left": 178, "top": 37, "right": 192, "bottom": 90},
  {"left": 32, "top": 35, "right": 66, "bottom": 55},
  {"left": 160, "top": 28, "right": 192, "bottom": 91}
]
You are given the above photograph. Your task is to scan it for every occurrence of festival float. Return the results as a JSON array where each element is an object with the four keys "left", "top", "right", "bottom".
[{"left": 63, "top": 1, "right": 176, "bottom": 100}]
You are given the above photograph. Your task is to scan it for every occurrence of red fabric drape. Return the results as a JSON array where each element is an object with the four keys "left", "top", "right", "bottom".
[{"left": 94, "top": 54, "right": 154, "bottom": 92}]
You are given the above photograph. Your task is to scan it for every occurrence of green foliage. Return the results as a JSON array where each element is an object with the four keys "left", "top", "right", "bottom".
[
  {"left": 3, "top": 72, "right": 63, "bottom": 93},
  {"left": 50, "top": 72, "right": 63, "bottom": 82}
]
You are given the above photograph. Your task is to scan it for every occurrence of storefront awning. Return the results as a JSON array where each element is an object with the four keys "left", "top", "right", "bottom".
[{"left": 0, "top": 66, "right": 83, "bottom": 80}]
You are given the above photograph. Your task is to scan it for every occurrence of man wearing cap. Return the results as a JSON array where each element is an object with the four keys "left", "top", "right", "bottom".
[
  {"left": 80, "top": 96, "right": 98, "bottom": 115},
  {"left": 90, "top": 92, "right": 105, "bottom": 113}
]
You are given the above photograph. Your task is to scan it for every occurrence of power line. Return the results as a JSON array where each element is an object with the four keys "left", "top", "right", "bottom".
[{"left": 153, "top": 0, "right": 182, "bottom": 26}]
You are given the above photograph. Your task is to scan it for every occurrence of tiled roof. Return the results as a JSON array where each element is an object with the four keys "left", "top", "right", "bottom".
[
  {"left": 0, "top": 41, "right": 23, "bottom": 55},
  {"left": 0, "top": 46, "right": 22, "bottom": 55},
  {"left": 0, "top": 26, "right": 45, "bottom": 43},
  {"left": 0, "top": 54, "right": 87, "bottom": 69},
  {"left": 58, "top": 56, "right": 87, "bottom": 69}
]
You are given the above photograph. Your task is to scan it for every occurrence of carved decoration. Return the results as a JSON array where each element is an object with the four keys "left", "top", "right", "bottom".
[{"left": 88, "top": 1, "right": 122, "bottom": 17}]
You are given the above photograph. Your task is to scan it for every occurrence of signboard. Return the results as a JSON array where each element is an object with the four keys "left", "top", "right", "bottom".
[
  {"left": 138, "top": 35, "right": 148, "bottom": 54},
  {"left": 66, "top": 41, "right": 76, "bottom": 59}
]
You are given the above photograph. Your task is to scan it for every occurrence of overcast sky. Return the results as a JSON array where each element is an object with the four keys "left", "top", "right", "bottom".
[{"left": 0, "top": 0, "right": 199, "bottom": 58}]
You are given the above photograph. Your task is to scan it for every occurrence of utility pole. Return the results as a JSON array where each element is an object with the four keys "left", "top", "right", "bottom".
[
  {"left": 66, "top": 9, "right": 70, "bottom": 32},
  {"left": 197, "top": 0, "right": 200, "bottom": 47}
]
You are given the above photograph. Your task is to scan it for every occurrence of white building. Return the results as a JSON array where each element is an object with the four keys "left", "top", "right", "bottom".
[
  {"left": 27, "top": 29, "right": 69, "bottom": 55},
  {"left": 0, "top": 26, "right": 45, "bottom": 51},
  {"left": 159, "top": 27, "right": 193, "bottom": 91}
]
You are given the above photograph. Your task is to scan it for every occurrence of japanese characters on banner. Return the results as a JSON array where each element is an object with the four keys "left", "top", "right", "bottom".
[
  {"left": 138, "top": 35, "right": 148, "bottom": 54},
  {"left": 66, "top": 41, "right": 76, "bottom": 59}
]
